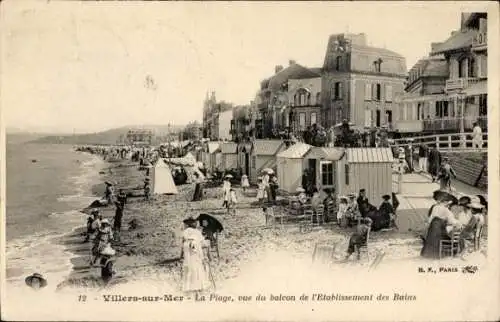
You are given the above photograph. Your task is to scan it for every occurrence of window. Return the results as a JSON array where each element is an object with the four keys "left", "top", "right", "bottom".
[
  {"left": 335, "top": 56, "right": 342, "bottom": 71},
  {"left": 385, "top": 85, "right": 393, "bottom": 102},
  {"left": 334, "top": 82, "right": 343, "bottom": 99},
  {"left": 364, "top": 83, "right": 371, "bottom": 101},
  {"left": 345, "top": 164, "right": 350, "bottom": 185},
  {"left": 468, "top": 57, "right": 476, "bottom": 78},
  {"left": 299, "top": 113, "right": 306, "bottom": 130},
  {"left": 316, "top": 92, "right": 321, "bottom": 105},
  {"left": 310, "top": 112, "right": 317, "bottom": 125},
  {"left": 479, "top": 94, "right": 487, "bottom": 116},
  {"left": 252, "top": 156, "right": 256, "bottom": 169},
  {"left": 376, "top": 84, "right": 381, "bottom": 101},
  {"left": 435, "top": 101, "right": 449, "bottom": 118},
  {"left": 458, "top": 58, "right": 467, "bottom": 78},
  {"left": 321, "top": 161, "right": 334, "bottom": 186}
]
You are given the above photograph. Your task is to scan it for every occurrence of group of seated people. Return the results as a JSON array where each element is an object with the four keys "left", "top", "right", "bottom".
[
  {"left": 421, "top": 190, "right": 487, "bottom": 259},
  {"left": 280, "top": 187, "right": 398, "bottom": 232}
]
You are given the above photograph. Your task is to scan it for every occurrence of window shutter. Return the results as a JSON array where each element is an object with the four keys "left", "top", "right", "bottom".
[
  {"left": 338, "top": 82, "right": 343, "bottom": 99},
  {"left": 371, "top": 83, "right": 376, "bottom": 100},
  {"left": 345, "top": 164, "right": 350, "bottom": 185},
  {"left": 365, "top": 83, "right": 371, "bottom": 101}
]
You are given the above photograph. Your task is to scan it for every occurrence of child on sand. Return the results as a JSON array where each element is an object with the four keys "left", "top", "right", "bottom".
[
  {"left": 241, "top": 174, "right": 250, "bottom": 193},
  {"left": 228, "top": 188, "right": 237, "bottom": 215},
  {"left": 337, "top": 197, "right": 349, "bottom": 227}
]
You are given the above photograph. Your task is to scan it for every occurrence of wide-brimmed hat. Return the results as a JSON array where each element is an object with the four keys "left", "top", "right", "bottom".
[
  {"left": 104, "top": 181, "right": 113, "bottom": 185},
  {"left": 25, "top": 273, "right": 47, "bottom": 288},
  {"left": 339, "top": 196, "right": 349, "bottom": 201},
  {"left": 432, "top": 190, "right": 457, "bottom": 203},
  {"left": 347, "top": 193, "right": 356, "bottom": 198},
  {"left": 469, "top": 202, "right": 484, "bottom": 210},
  {"left": 91, "top": 209, "right": 99, "bottom": 215},
  {"left": 458, "top": 196, "right": 471, "bottom": 207},
  {"left": 295, "top": 187, "right": 305, "bottom": 193},
  {"left": 382, "top": 194, "right": 391, "bottom": 201},
  {"left": 241, "top": 174, "right": 248, "bottom": 178},
  {"left": 144, "top": 177, "right": 150, "bottom": 181},
  {"left": 101, "top": 219, "right": 111, "bottom": 226},
  {"left": 224, "top": 174, "right": 233, "bottom": 179}
]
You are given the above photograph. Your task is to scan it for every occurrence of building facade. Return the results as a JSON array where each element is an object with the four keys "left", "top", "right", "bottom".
[
  {"left": 394, "top": 12, "right": 487, "bottom": 135},
  {"left": 126, "top": 129, "right": 153, "bottom": 145},
  {"left": 321, "top": 33, "right": 407, "bottom": 130},
  {"left": 286, "top": 76, "right": 322, "bottom": 134},
  {"left": 255, "top": 61, "right": 322, "bottom": 138},
  {"left": 202, "top": 91, "right": 234, "bottom": 141},
  {"left": 218, "top": 109, "right": 233, "bottom": 141}
]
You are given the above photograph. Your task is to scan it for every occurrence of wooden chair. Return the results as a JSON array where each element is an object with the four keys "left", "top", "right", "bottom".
[
  {"left": 314, "top": 204, "right": 325, "bottom": 226},
  {"left": 312, "top": 242, "right": 338, "bottom": 264},
  {"left": 439, "top": 230, "right": 462, "bottom": 259},
  {"left": 353, "top": 225, "right": 371, "bottom": 260},
  {"left": 299, "top": 205, "right": 314, "bottom": 232},
  {"left": 325, "top": 200, "right": 336, "bottom": 223},
  {"left": 268, "top": 206, "right": 286, "bottom": 229}
]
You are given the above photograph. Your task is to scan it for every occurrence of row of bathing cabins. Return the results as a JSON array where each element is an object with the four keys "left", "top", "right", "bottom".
[{"left": 194, "top": 140, "right": 394, "bottom": 206}]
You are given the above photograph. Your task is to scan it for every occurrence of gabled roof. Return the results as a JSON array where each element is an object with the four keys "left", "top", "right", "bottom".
[
  {"left": 267, "top": 64, "right": 321, "bottom": 91},
  {"left": 252, "top": 140, "right": 285, "bottom": 156},
  {"left": 277, "top": 142, "right": 312, "bottom": 159},
  {"left": 430, "top": 29, "right": 477, "bottom": 55},
  {"left": 220, "top": 142, "right": 238, "bottom": 154},
  {"left": 351, "top": 44, "right": 404, "bottom": 58},
  {"left": 306, "top": 147, "right": 345, "bottom": 161},
  {"left": 346, "top": 148, "right": 394, "bottom": 163}
]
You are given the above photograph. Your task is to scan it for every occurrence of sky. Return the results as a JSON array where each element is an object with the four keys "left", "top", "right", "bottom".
[{"left": 0, "top": 1, "right": 492, "bottom": 133}]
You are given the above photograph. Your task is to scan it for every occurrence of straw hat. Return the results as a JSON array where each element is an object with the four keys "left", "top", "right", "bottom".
[
  {"left": 295, "top": 187, "right": 305, "bottom": 193},
  {"left": 25, "top": 273, "right": 47, "bottom": 289},
  {"left": 382, "top": 194, "right": 391, "bottom": 201},
  {"left": 101, "top": 219, "right": 111, "bottom": 226}
]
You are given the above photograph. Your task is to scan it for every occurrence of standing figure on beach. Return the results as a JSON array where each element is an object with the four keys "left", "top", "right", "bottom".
[
  {"left": 180, "top": 217, "right": 211, "bottom": 295},
  {"left": 117, "top": 189, "right": 128, "bottom": 208},
  {"left": 113, "top": 201, "right": 124, "bottom": 242},
  {"left": 221, "top": 175, "right": 231, "bottom": 209},
  {"left": 104, "top": 181, "right": 115, "bottom": 205},
  {"left": 91, "top": 219, "right": 114, "bottom": 266},
  {"left": 84, "top": 209, "right": 101, "bottom": 242},
  {"left": 434, "top": 157, "right": 457, "bottom": 192},
  {"left": 240, "top": 174, "right": 250, "bottom": 193},
  {"left": 144, "top": 178, "right": 151, "bottom": 201}
]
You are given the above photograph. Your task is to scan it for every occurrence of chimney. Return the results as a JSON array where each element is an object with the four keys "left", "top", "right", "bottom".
[
  {"left": 275, "top": 65, "right": 284, "bottom": 74},
  {"left": 289, "top": 59, "right": 296, "bottom": 66},
  {"left": 430, "top": 42, "right": 441, "bottom": 52},
  {"left": 479, "top": 18, "right": 487, "bottom": 32}
]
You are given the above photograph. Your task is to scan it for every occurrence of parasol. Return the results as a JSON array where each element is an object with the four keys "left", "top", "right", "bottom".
[
  {"left": 262, "top": 168, "right": 274, "bottom": 174},
  {"left": 197, "top": 213, "right": 224, "bottom": 233}
]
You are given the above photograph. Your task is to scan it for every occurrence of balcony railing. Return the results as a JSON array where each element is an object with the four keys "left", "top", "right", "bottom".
[
  {"left": 422, "top": 116, "right": 487, "bottom": 132},
  {"left": 472, "top": 31, "right": 487, "bottom": 50},
  {"left": 445, "top": 77, "right": 485, "bottom": 92}
]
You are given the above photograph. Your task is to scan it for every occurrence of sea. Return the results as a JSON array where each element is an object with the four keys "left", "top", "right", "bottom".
[{"left": 5, "top": 140, "right": 106, "bottom": 289}]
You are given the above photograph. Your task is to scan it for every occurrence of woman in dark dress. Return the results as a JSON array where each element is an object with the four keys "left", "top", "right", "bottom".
[{"left": 421, "top": 191, "right": 461, "bottom": 259}]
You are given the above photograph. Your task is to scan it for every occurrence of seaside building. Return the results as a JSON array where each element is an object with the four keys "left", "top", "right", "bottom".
[
  {"left": 255, "top": 61, "right": 322, "bottom": 138},
  {"left": 202, "top": 91, "right": 233, "bottom": 141},
  {"left": 321, "top": 33, "right": 407, "bottom": 129},
  {"left": 126, "top": 129, "right": 153, "bottom": 145},
  {"left": 394, "top": 12, "right": 488, "bottom": 136},
  {"left": 286, "top": 75, "right": 322, "bottom": 136}
]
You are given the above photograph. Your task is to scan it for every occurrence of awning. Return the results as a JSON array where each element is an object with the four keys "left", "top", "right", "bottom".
[{"left": 466, "top": 81, "right": 487, "bottom": 96}]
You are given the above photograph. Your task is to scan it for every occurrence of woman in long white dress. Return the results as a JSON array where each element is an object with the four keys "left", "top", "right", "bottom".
[{"left": 180, "top": 217, "right": 211, "bottom": 294}]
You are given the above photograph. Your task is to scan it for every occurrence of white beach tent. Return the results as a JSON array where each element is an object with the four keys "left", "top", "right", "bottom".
[{"left": 152, "top": 158, "right": 178, "bottom": 195}]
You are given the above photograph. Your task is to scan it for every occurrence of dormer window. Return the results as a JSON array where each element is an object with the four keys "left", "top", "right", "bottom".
[{"left": 373, "top": 58, "right": 383, "bottom": 73}]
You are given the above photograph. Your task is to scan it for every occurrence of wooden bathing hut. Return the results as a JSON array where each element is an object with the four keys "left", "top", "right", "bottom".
[
  {"left": 237, "top": 141, "right": 253, "bottom": 176},
  {"left": 249, "top": 140, "right": 286, "bottom": 184},
  {"left": 276, "top": 143, "right": 345, "bottom": 195},
  {"left": 277, "top": 146, "right": 394, "bottom": 205},
  {"left": 201, "top": 141, "right": 222, "bottom": 171},
  {"left": 220, "top": 142, "right": 238, "bottom": 171}
]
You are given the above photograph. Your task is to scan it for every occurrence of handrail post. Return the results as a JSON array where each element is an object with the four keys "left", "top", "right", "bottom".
[
  {"left": 435, "top": 135, "right": 439, "bottom": 151},
  {"left": 448, "top": 135, "right": 452, "bottom": 149}
]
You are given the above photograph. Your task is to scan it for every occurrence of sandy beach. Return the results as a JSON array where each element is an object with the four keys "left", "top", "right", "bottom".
[{"left": 52, "top": 155, "right": 488, "bottom": 293}]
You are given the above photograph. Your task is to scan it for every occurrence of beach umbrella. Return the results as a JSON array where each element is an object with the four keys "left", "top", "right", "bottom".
[
  {"left": 262, "top": 168, "right": 274, "bottom": 174},
  {"left": 197, "top": 213, "right": 224, "bottom": 233}
]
